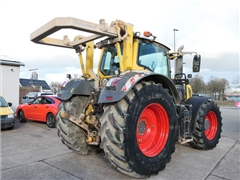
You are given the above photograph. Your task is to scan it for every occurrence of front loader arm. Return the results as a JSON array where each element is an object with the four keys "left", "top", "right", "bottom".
[
  {"left": 30, "top": 17, "right": 119, "bottom": 49},
  {"left": 30, "top": 17, "right": 134, "bottom": 83}
]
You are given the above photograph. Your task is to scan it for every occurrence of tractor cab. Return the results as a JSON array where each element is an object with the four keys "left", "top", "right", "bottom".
[{"left": 97, "top": 35, "right": 172, "bottom": 80}]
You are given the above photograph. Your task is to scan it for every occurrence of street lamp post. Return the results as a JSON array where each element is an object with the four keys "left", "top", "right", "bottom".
[
  {"left": 20, "top": 68, "right": 38, "bottom": 72},
  {"left": 20, "top": 68, "right": 39, "bottom": 80},
  {"left": 173, "top": 29, "right": 179, "bottom": 52}
]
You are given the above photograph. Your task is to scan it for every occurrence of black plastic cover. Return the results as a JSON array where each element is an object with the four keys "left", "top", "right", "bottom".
[{"left": 57, "top": 79, "right": 94, "bottom": 100}]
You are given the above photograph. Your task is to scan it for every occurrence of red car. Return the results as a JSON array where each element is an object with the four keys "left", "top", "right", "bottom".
[{"left": 16, "top": 95, "right": 61, "bottom": 128}]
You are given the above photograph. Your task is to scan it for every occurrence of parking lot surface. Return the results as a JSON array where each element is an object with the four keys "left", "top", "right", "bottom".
[{"left": 1, "top": 107, "right": 239, "bottom": 180}]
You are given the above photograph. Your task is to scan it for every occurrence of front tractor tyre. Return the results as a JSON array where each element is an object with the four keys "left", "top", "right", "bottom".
[
  {"left": 99, "top": 81, "right": 178, "bottom": 178},
  {"left": 189, "top": 100, "right": 222, "bottom": 150},
  {"left": 56, "top": 96, "right": 101, "bottom": 154}
]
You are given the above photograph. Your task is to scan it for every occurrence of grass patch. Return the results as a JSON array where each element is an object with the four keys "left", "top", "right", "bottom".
[{"left": 214, "top": 100, "right": 235, "bottom": 107}]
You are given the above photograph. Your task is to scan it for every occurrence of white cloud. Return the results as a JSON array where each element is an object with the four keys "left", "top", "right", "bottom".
[
  {"left": 199, "top": 1, "right": 238, "bottom": 16},
  {"left": 186, "top": 21, "right": 239, "bottom": 57},
  {"left": 0, "top": 0, "right": 239, "bottom": 85}
]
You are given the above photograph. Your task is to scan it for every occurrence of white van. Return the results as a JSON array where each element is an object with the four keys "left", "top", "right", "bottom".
[{"left": 21, "top": 92, "right": 54, "bottom": 104}]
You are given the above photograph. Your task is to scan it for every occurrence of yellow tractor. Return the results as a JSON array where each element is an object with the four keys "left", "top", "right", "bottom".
[{"left": 31, "top": 17, "right": 222, "bottom": 178}]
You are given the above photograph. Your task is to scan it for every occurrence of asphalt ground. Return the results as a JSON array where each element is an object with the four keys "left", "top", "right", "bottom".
[{"left": 1, "top": 107, "right": 239, "bottom": 180}]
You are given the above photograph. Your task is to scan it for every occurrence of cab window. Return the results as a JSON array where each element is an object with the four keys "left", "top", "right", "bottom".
[
  {"left": 138, "top": 41, "right": 169, "bottom": 77},
  {"left": 100, "top": 45, "right": 122, "bottom": 76}
]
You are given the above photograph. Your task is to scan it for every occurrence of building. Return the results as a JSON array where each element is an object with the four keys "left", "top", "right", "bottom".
[
  {"left": 0, "top": 57, "right": 25, "bottom": 112},
  {"left": 19, "top": 78, "right": 52, "bottom": 91},
  {"left": 225, "top": 94, "right": 240, "bottom": 101},
  {"left": 19, "top": 78, "right": 54, "bottom": 103}
]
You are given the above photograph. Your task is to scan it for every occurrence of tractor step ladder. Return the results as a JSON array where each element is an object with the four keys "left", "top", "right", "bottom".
[{"left": 177, "top": 104, "right": 193, "bottom": 144}]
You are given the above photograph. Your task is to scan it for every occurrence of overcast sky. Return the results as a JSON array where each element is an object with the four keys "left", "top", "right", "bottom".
[{"left": 0, "top": 0, "right": 239, "bottom": 88}]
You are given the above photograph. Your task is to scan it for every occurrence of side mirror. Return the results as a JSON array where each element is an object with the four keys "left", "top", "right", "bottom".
[
  {"left": 66, "top": 74, "right": 72, "bottom": 79},
  {"left": 23, "top": 96, "right": 27, "bottom": 99},
  {"left": 193, "top": 54, "right": 201, "bottom": 72},
  {"left": 8, "top": 102, "right": 12, "bottom": 107}
]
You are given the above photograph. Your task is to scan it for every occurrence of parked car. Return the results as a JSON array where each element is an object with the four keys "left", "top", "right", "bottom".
[
  {"left": 16, "top": 95, "right": 61, "bottom": 128},
  {"left": 192, "top": 94, "right": 212, "bottom": 98},
  {"left": 21, "top": 91, "right": 55, "bottom": 104},
  {"left": 0, "top": 94, "right": 15, "bottom": 130}
]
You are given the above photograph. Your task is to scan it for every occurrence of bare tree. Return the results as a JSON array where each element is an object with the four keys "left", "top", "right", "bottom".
[
  {"left": 30, "top": 71, "right": 38, "bottom": 80},
  {"left": 189, "top": 74, "right": 206, "bottom": 94},
  {"left": 207, "top": 76, "right": 229, "bottom": 100},
  {"left": 207, "top": 76, "right": 220, "bottom": 100},
  {"left": 219, "top": 78, "right": 230, "bottom": 100},
  {"left": 232, "top": 75, "right": 240, "bottom": 88},
  {"left": 50, "top": 81, "right": 62, "bottom": 94}
]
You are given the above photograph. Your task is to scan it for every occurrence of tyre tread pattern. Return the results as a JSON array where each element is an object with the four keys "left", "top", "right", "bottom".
[
  {"left": 57, "top": 96, "right": 101, "bottom": 154},
  {"left": 189, "top": 100, "right": 222, "bottom": 150},
  {"left": 99, "top": 81, "right": 177, "bottom": 178}
]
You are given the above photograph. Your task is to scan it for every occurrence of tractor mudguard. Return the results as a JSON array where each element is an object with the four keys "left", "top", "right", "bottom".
[
  {"left": 185, "top": 96, "right": 212, "bottom": 127},
  {"left": 98, "top": 72, "right": 181, "bottom": 104},
  {"left": 57, "top": 79, "right": 94, "bottom": 100}
]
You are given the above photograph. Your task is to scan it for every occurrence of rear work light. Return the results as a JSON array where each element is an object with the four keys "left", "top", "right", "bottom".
[{"left": 105, "top": 96, "right": 113, "bottom": 101}]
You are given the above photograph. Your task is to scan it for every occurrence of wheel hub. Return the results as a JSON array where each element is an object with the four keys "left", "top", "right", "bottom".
[
  {"left": 136, "top": 103, "right": 169, "bottom": 157},
  {"left": 138, "top": 120, "right": 146, "bottom": 135},
  {"left": 204, "top": 111, "right": 218, "bottom": 140},
  {"left": 204, "top": 119, "right": 210, "bottom": 130}
]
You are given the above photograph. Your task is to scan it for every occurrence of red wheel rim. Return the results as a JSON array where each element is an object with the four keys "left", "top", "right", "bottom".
[
  {"left": 136, "top": 103, "right": 169, "bottom": 157},
  {"left": 204, "top": 111, "right": 218, "bottom": 140}
]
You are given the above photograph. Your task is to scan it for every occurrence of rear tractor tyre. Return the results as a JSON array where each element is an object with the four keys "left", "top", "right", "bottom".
[
  {"left": 189, "top": 100, "right": 222, "bottom": 150},
  {"left": 57, "top": 96, "right": 101, "bottom": 154},
  {"left": 99, "top": 81, "right": 178, "bottom": 178}
]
